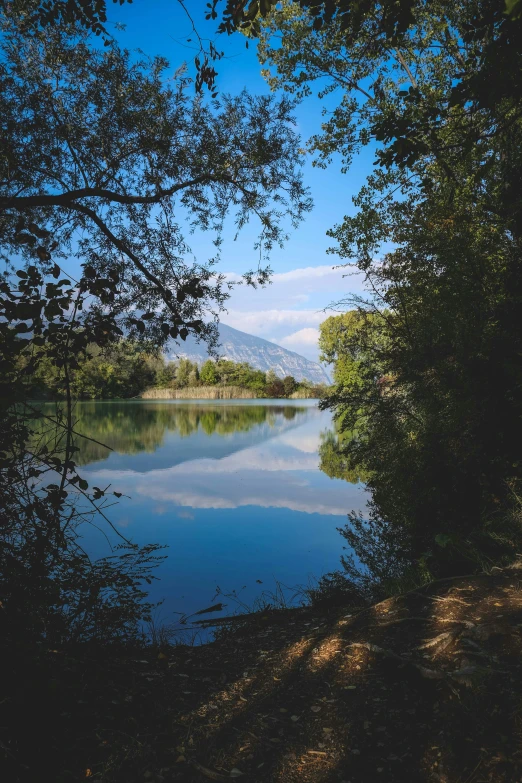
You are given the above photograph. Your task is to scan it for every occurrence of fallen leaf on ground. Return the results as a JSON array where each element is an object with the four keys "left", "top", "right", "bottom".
[{"left": 191, "top": 761, "right": 227, "bottom": 780}]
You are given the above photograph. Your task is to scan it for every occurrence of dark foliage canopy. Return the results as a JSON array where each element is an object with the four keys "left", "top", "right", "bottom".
[{"left": 0, "top": 6, "right": 310, "bottom": 648}]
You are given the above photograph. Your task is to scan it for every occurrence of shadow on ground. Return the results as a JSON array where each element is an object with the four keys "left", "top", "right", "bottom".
[{"left": 3, "top": 566, "right": 522, "bottom": 783}]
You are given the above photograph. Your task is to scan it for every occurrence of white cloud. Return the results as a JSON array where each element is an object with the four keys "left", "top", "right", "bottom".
[
  {"left": 225, "top": 309, "right": 324, "bottom": 335},
  {"left": 272, "top": 265, "right": 343, "bottom": 283},
  {"left": 220, "top": 263, "right": 367, "bottom": 361},
  {"left": 224, "top": 265, "right": 344, "bottom": 285},
  {"left": 277, "top": 327, "right": 321, "bottom": 352},
  {"left": 225, "top": 264, "right": 365, "bottom": 313},
  {"left": 277, "top": 430, "right": 321, "bottom": 453}
]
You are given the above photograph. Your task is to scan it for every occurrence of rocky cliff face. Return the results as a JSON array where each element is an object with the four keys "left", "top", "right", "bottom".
[{"left": 165, "top": 323, "right": 331, "bottom": 385}]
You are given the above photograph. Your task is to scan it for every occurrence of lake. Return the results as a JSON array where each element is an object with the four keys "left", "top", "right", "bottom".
[{"left": 71, "top": 399, "right": 366, "bottom": 631}]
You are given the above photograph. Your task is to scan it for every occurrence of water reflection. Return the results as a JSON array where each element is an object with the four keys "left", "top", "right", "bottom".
[
  {"left": 69, "top": 400, "right": 307, "bottom": 466},
  {"left": 318, "top": 429, "right": 370, "bottom": 485},
  {"left": 45, "top": 400, "right": 367, "bottom": 620}
]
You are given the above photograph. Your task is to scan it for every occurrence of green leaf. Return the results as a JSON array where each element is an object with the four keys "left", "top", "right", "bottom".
[
  {"left": 434, "top": 534, "right": 452, "bottom": 548},
  {"left": 505, "top": 0, "right": 522, "bottom": 18}
]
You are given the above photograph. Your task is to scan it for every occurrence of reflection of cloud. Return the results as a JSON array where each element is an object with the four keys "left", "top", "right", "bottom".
[
  {"left": 97, "top": 447, "right": 319, "bottom": 477},
  {"left": 177, "top": 510, "right": 195, "bottom": 520},
  {"left": 88, "top": 437, "right": 364, "bottom": 518},
  {"left": 277, "top": 430, "right": 321, "bottom": 454},
  {"left": 140, "top": 486, "right": 349, "bottom": 516}
]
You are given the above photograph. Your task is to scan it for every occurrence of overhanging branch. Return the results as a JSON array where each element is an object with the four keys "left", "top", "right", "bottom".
[
  {"left": 0, "top": 176, "right": 214, "bottom": 211},
  {"left": 68, "top": 202, "right": 175, "bottom": 307}
]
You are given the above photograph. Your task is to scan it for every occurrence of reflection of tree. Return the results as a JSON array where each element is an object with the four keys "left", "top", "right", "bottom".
[
  {"left": 319, "top": 429, "right": 370, "bottom": 485},
  {"left": 35, "top": 402, "right": 308, "bottom": 465}
]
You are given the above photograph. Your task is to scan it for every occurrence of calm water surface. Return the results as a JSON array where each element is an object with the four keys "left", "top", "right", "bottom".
[{"left": 72, "top": 400, "right": 366, "bottom": 623}]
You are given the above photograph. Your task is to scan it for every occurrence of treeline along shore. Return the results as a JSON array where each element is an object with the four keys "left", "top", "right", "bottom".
[{"left": 24, "top": 338, "right": 328, "bottom": 401}]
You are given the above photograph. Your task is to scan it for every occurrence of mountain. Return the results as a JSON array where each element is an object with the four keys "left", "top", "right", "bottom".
[{"left": 165, "top": 323, "right": 331, "bottom": 385}]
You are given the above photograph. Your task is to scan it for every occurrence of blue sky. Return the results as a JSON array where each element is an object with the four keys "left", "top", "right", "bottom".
[{"left": 101, "top": 1, "right": 373, "bottom": 361}]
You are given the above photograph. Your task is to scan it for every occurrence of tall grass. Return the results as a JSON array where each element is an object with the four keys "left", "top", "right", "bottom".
[{"left": 141, "top": 385, "right": 257, "bottom": 400}]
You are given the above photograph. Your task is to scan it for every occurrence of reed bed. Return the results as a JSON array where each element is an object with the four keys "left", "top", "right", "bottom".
[{"left": 141, "top": 385, "right": 258, "bottom": 400}]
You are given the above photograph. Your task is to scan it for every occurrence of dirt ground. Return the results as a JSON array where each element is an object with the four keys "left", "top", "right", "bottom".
[{"left": 4, "top": 565, "right": 522, "bottom": 783}]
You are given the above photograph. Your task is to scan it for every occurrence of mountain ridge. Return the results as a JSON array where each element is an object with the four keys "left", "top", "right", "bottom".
[{"left": 165, "top": 323, "right": 331, "bottom": 385}]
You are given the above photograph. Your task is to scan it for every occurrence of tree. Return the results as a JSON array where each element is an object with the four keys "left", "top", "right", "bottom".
[
  {"left": 0, "top": 7, "right": 310, "bottom": 647},
  {"left": 265, "top": 370, "right": 285, "bottom": 398},
  {"left": 0, "top": 11, "right": 311, "bottom": 354},
  {"left": 237, "top": 0, "right": 522, "bottom": 587},
  {"left": 215, "top": 359, "right": 236, "bottom": 384},
  {"left": 220, "top": 1, "right": 522, "bottom": 195},
  {"left": 3, "top": 0, "right": 229, "bottom": 94},
  {"left": 155, "top": 361, "right": 177, "bottom": 389},
  {"left": 0, "top": 0, "right": 133, "bottom": 39},
  {"left": 319, "top": 429, "right": 369, "bottom": 485},
  {"left": 283, "top": 375, "right": 297, "bottom": 396},
  {"left": 28, "top": 340, "right": 162, "bottom": 399},
  {"left": 175, "top": 358, "right": 193, "bottom": 388},
  {"left": 200, "top": 359, "right": 218, "bottom": 385},
  {"left": 188, "top": 364, "right": 200, "bottom": 387}
]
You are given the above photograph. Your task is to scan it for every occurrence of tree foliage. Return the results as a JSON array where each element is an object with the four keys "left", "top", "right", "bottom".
[
  {"left": 0, "top": 6, "right": 310, "bottom": 647},
  {"left": 0, "top": 11, "right": 310, "bottom": 352},
  {"left": 252, "top": 0, "right": 522, "bottom": 588},
  {"left": 0, "top": 0, "right": 133, "bottom": 39},
  {"left": 24, "top": 338, "right": 324, "bottom": 400}
]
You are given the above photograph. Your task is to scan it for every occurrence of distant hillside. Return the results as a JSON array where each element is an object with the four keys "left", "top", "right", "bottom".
[{"left": 165, "top": 323, "right": 331, "bottom": 385}]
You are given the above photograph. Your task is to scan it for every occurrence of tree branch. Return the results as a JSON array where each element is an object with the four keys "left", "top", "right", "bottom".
[
  {"left": 0, "top": 176, "right": 215, "bottom": 211},
  {"left": 66, "top": 202, "right": 176, "bottom": 307},
  {"left": 394, "top": 48, "right": 417, "bottom": 88}
]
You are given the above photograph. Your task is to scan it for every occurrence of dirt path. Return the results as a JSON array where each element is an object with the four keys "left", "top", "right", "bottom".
[{"left": 5, "top": 566, "right": 522, "bottom": 782}]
